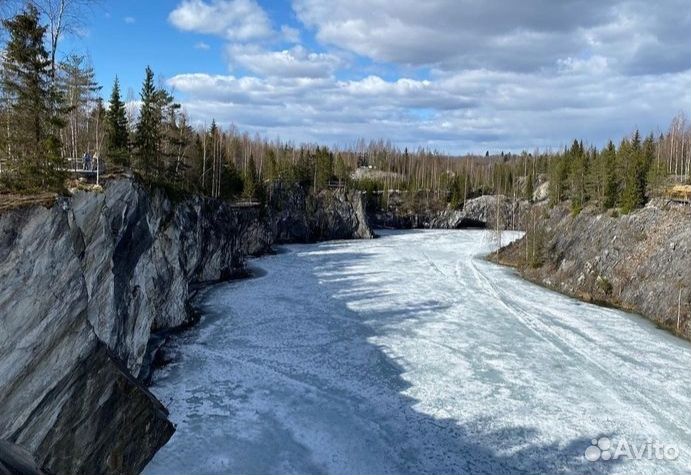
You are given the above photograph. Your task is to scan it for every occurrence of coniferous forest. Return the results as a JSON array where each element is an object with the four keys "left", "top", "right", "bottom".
[{"left": 1, "top": 4, "right": 689, "bottom": 215}]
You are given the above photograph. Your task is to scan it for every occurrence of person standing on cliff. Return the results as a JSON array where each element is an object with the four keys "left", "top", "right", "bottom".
[{"left": 83, "top": 151, "right": 92, "bottom": 171}]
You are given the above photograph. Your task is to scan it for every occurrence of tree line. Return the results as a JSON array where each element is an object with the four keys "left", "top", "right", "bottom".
[
  {"left": 549, "top": 132, "right": 658, "bottom": 214},
  {"left": 1, "top": 3, "right": 689, "bottom": 212}
]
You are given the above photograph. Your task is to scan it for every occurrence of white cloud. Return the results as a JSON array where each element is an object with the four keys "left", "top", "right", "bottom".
[
  {"left": 169, "top": 0, "right": 273, "bottom": 41},
  {"left": 281, "top": 25, "right": 301, "bottom": 44},
  {"left": 228, "top": 44, "right": 342, "bottom": 78},
  {"left": 292, "top": 0, "right": 690, "bottom": 75},
  {"left": 195, "top": 41, "right": 211, "bottom": 50},
  {"left": 168, "top": 69, "right": 691, "bottom": 152},
  {"left": 557, "top": 56, "right": 609, "bottom": 75},
  {"left": 163, "top": 0, "right": 690, "bottom": 152}
]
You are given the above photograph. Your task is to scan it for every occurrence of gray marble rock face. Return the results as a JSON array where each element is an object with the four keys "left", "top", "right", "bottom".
[
  {"left": 371, "top": 194, "right": 531, "bottom": 230},
  {"left": 0, "top": 177, "right": 373, "bottom": 474},
  {"left": 0, "top": 439, "right": 46, "bottom": 475},
  {"left": 269, "top": 182, "right": 374, "bottom": 242}
]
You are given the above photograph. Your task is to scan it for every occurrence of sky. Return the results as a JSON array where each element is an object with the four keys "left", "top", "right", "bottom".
[{"left": 55, "top": 0, "right": 691, "bottom": 154}]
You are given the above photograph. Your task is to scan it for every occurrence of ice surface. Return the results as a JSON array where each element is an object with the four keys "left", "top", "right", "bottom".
[{"left": 144, "top": 230, "right": 691, "bottom": 475}]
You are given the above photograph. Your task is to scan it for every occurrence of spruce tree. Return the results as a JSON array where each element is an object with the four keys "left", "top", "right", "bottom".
[
  {"left": 621, "top": 131, "right": 647, "bottom": 213},
  {"left": 525, "top": 170, "right": 534, "bottom": 201},
  {"left": 548, "top": 151, "right": 568, "bottom": 205},
  {"left": 314, "top": 147, "right": 333, "bottom": 190},
  {"left": 641, "top": 134, "right": 656, "bottom": 185},
  {"left": 1, "top": 5, "right": 64, "bottom": 190},
  {"left": 134, "top": 66, "right": 159, "bottom": 179},
  {"left": 90, "top": 97, "right": 106, "bottom": 156},
  {"left": 645, "top": 134, "right": 665, "bottom": 194},
  {"left": 220, "top": 158, "right": 243, "bottom": 199},
  {"left": 569, "top": 140, "right": 588, "bottom": 214},
  {"left": 334, "top": 154, "right": 349, "bottom": 184},
  {"left": 264, "top": 149, "right": 277, "bottom": 181},
  {"left": 154, "top": 85, "right": 180, "bottom": 176},
  {"left": 106, "top": 76, "right": 130, "bottom": 166},
  {"left": 601, "top": 141, "right": 618, "bottom": 209},
  {"left": 243, "top": 154, "right": 258, "bottom": 200}
]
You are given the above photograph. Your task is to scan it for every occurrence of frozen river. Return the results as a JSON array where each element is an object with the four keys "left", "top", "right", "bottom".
[{"left": 145, "top": 230, "right": 690, "bottom": 475}]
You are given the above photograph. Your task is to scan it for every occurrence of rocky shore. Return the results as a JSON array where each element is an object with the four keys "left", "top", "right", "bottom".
[
  {"left": 0, "top": 177, "right": 372, "bottom": 475},
  {"left": 491, "top": 199, "right": 691, "bottom": 340},
  {"left": 371, "top": 189, "right": 690, "bottom": 340}
]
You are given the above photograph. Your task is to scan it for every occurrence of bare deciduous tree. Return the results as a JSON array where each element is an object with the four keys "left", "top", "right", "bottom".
[{"left": 29, "top": 0, "right": 99, "bottom": 80}]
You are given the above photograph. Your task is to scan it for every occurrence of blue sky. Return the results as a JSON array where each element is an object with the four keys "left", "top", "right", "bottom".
[
  {"left": 65, "top": 1, "right": 352, "bottom": 95},
  {"left": 63, "top": 2, "right": 230, "bottom": 92},
  {"left": 56, "top": 0, "right": 691, "bottom": 154}
]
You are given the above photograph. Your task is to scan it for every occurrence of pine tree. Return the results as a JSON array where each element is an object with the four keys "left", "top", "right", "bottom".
[
  {"left": 1, "top": 5, "right": 64, "bottom": 190},
  {"left": 106, "top": 76, "right": 129, "bottom": 166},
  {"left": 134, "top": 66, "right": 160, "bottom": 179}
]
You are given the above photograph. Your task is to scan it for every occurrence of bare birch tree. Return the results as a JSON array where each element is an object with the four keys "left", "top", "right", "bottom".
[{"left": 29, "top": 0, "right": 100, "bottom": 81}]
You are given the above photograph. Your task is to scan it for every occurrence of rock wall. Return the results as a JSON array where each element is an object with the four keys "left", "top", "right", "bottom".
[
  {"left": 0, "top": 440, "right": 45, "bottom": 475},
  {"left": 270, "top": 182, "right": 374, "bottom": 242},
  {"left": 493, "top": 199, "right": 691, "bottom": 340},
  {"left": 0, "top": 177, "right": 372, "bottom": 474},
  {"left": 370, "top": 194, "right": 530, "bottom": 230}
]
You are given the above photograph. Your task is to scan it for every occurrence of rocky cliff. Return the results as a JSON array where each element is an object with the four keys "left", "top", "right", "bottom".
[
  {"left": 0, "top": 177, "right": 372, "bottom": 474},
  {"left": 370, "top": 193, "right": 530, "bottom": 230},
  {"left": 493, "top": 199, "right": 691, "bottom": 340},
  {"left": 270, "top": 182, "right": 373, "bottom": 242}
]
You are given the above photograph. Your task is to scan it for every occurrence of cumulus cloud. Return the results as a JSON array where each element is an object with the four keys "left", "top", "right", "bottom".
[
  {"left": 292, "top": 0, "right": 690, "bottom": 75},
  {"left": 168, "top": 68, "right": 690, "bottom": 152},
  {"left": 164, "top": 0, "right": 690, "bottom": 152},
  {"left": 228, "top": 44, "right": 342, "bottom": 78},
  {"left": 169, "top": 0, "right": 273, "bottom": 41}
]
